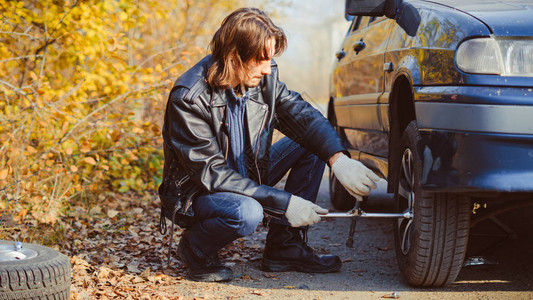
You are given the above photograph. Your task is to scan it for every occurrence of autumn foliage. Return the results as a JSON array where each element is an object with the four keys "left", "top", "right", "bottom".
[{"left": 0, "top": 0, "right": 241, "bottom": 235}]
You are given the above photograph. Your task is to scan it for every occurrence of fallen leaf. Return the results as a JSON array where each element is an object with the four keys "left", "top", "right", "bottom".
[
  {"left": 342, "top": 257, "right": 354, "bottom": 263},
  {"left": 126, "top": 264, "right": 140, "bottom": 273},
  {"left": 17, "top": 208, "right": 28, "bottom": 220},
  {"left": 377, "top": 245, "right": 390, "bottom": 251},
  {"left": 381, "top": 292, "right": 400, "bottom": 299},
  {"left": 140, "top": 267, "right": 151, "bottom": 279},
  {"left": 114, "top": 290, "right": 126, "bottom": 297},
  {"left": 97, "top": 267, "right": 113, "bottom": 279},
  {"left": 107, "top": 210, "right": 119, "bottom": 218}
]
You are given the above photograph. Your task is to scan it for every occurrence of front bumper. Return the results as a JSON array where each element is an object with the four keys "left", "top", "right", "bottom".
[
  {"left": 418, "top": 129, "right": 533, "bottom": 192},
  {"left": 414, "top": 85, "right": 533, "bottom": 193}
]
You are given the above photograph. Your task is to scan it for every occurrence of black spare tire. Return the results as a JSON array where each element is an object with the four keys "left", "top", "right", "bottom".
[
  {"left": 0, "top": 240, "right": 71, "bottom": 299},
  {"left": 393, "top": 121, "right": 470, "bottom": 287}
]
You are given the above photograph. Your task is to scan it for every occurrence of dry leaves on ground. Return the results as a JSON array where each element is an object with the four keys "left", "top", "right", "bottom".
[{"left": 60, "top": 192, "right": 264, "bottom": 299}]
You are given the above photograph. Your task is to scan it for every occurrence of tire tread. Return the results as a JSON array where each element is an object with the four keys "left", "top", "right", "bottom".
[
  {"left": 394, "top": 121, "right": 470, "bottom": 287},
  {"left": 0, "top": 241, "right": 70, "bottom": 300}
]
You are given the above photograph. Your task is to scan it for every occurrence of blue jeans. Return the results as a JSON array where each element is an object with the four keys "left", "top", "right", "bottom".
[{"left": 187, "top": 137, "right": 326, "bottom": 258}]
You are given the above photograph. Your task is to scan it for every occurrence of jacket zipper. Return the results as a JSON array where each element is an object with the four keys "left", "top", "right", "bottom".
[
  {"left": 220, "top": 106, "right": 229, "bottom": 160},
  {"left": 254, "top": 105, "right": 268, "bottom": 185},
  {"left": 175, "top": 174, "right": 190, "bottom": 196},
  {"left": 225, "top": 135, "right": 229, "bottom": 160}
]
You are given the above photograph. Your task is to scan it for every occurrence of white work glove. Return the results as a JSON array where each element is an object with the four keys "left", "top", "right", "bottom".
[
  {"left": 331, "top": 155, "right": 381, "bottom": 201},
  {"left": 285, "top": 195, "right": 328, "bottom": 227}
]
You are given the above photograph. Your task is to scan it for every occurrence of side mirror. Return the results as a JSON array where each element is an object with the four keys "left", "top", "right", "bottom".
[{"left": 345, "top": 0, "right": 402, "bottom": 19}]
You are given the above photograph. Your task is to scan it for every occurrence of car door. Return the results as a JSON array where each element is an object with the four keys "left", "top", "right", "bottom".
[{"left": 331, "top": 16, "right": 394, "bottom": 158}]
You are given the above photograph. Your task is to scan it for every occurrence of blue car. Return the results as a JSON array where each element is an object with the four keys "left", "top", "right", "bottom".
[{"left": 329, "top": 0, "right": 533, "bottom": 287}]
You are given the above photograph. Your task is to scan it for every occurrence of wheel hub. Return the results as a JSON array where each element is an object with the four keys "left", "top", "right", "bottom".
[
  {"left": 0, "top": 242, "right": 38, "bottom": 262},
  {"left": 398, "top": 148, "right": 415, "bottom": 255}
]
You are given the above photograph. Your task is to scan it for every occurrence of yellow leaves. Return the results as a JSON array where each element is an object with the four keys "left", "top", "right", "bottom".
[
  {"left": 27, "top": 145, "right": 38, "bottom": 154},
  {"left": 118, "top": 10, "right": 128, "bottom": 22},
  {"left": 132, "top": 127, "right": 144, "bottom": 134},
  {"left": 81, "top": 143, "right": 91, "bottom": 153},
  {"left": 0, "top": 169, "right": 8, "bottom": 180},
  {"left": 62, "top": 121, "right": 70, "bottom": 135},
  {"left": 84, "top": 157, "right": 97, "bottom": 165},
  {"left": 0, "top": 0, "right": 243, "bottom": 226}
]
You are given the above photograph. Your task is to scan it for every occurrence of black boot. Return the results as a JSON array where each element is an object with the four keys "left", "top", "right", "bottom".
[
  {"left": 261, "top": 223, "right": 342, "bottom": 273},
  {"left": 177, "top": 231, "right": 234, "bottom": 282}
]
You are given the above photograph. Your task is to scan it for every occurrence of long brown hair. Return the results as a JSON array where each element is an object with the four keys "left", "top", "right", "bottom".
[{"left": 206, "top": 7, "right": 287, "bottom": 89}]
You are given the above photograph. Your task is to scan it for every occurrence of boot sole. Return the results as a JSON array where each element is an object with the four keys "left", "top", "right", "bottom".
[
  {"left": 178, "top": 240, "right": 234, "bottom": 282},
  {"left": 189, "top": 270, "right": 234, "bottom": 282},
  {"left": 260, "top": 258, "right": 342, "bottom": 273}
]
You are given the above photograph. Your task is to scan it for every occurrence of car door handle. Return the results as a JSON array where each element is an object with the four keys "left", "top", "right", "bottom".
[
  {"left": 335, "top": 50, "right": 346, "bottom": 60},
  {"left": 352, "top": 40, "right": 366, "bottom": 54}
]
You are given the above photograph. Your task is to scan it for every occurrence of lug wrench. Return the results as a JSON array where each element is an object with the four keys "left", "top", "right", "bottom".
[{"left": 321, "top": 203, "right": 412, "bottom": 247}]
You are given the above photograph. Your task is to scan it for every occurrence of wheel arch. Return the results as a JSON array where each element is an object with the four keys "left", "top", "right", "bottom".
[
  {"left": 327, "top": 96, "right": 336, "bottom": 127},
  {"left": 387, "top": 73, "right": 417, "bottom": 193}
]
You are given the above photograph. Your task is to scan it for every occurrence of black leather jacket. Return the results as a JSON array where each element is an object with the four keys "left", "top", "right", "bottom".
[{"left": 159, "top": 55, "right": 347, "bottom": 219}]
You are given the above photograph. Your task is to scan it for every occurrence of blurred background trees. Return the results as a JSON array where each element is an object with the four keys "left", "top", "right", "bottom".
[
  {"left": 0, "top": 0, "right": 244, "bottom": 237},
  {"left": 0, "top": 0, "right": 347, "bottom": 243}
]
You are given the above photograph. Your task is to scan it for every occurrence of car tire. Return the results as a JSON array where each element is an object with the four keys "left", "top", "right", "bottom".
[
  {"left": 393, "top": 121, "right": 470, "bottom": 287},
  {"left": 0, "top": 240, "right": 71, "bottom": 299},
  {"left": 329, "top": 169, "right": 356, "bottom": 211}
]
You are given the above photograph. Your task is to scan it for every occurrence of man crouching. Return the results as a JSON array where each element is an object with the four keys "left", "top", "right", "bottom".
[{"left": 159, "top": 7, "right": 380, "bottom": 282}]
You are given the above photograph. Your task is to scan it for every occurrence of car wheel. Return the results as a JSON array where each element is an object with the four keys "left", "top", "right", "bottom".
[
  {"left": 393, "top": 121, "right": 470, "bottom": 287},
  {"left": 0, "top": 240, "right": 71, "bottom": 299},
  {"left": 329, "top": 169, "right": 356, "bottom": 211}
]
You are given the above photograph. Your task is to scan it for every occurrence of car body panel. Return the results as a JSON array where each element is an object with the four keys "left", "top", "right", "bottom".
[
  {"left": 332, "top": 16, "right": 396, "bottom": 158},
  {"left": 425, "top": 0, "right": 533, "bottom": 36}
]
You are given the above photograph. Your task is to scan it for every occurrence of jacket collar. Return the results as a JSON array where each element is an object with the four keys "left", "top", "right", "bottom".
[
  {"left": 211, "top": 85, "right": 262, "bottom": 107},
  {"left": 174, "top": 55, "right": 266, "bottom": 108}
]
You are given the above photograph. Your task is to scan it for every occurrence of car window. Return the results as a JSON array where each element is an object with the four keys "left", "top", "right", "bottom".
[
  {"left": 369, "top": 16, "right": 386, "bottom": 25},
  {"left": 351, "top": 16, "right": 369, "bottom": 33},
  {"left": 350, "top": 17, "right": 362, "bottom": 33}
]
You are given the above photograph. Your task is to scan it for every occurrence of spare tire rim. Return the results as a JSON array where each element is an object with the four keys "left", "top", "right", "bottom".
[
  {"left": 0, "top": 242, "right": 38, "bottom": 262},
  {"left": 397, "top": 148, "right": 415, "bottom": 255}
]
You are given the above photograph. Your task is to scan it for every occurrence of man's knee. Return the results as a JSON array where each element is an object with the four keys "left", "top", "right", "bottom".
[{"left": 235, "top": 197, "right": 263, "bottom": 237}]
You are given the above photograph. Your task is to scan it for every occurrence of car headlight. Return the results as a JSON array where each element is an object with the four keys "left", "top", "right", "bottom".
[{"left": 456, "top": 37, "right": 533, "bottom": 77}]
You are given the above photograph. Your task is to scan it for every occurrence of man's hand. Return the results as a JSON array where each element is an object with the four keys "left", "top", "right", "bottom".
[
  {"left": 285, "top": 195, "right": 328, "bottom": 227},
  {"left": 331, "top": 155, "right": 381, "bottom": 201}
]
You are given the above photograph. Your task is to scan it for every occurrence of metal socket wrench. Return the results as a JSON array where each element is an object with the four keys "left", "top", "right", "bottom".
[{"left": 321, "top": 210, "right": 412, "bottom": 219}]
